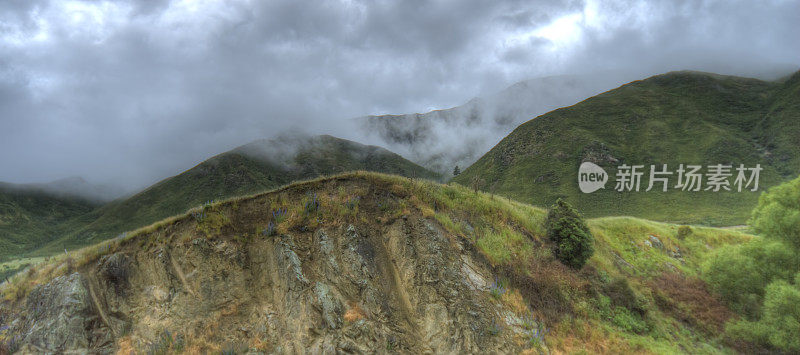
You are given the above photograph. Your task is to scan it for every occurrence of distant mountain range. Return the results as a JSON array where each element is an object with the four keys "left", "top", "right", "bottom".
[
  {"left": 2, "top": 69, "right": 798, "bottom": 260},
  {"left": 2, "top": 69, "right": 798, "bottom": 355}
]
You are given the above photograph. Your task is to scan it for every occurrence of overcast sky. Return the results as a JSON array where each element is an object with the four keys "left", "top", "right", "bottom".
[{"left": 1, "top": 0, "right": 798, "bottom": 189}]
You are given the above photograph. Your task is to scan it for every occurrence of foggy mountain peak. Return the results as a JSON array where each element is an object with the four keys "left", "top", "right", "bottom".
[{"left": 354, "top": 71, "right": 646, "bottom": 175}]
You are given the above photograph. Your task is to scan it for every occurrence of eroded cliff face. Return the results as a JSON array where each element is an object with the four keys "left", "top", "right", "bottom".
[{"left": 2, "top": 205, "right": 531, "bottom": 353}]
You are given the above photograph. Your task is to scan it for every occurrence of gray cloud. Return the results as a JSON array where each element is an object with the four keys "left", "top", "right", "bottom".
[{"left": 0, "top": 0, "right": 797, "bottom": 192}]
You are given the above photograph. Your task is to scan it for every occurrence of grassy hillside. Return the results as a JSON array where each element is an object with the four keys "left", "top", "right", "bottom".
[
  {"left": 759, "top": 70, "right": 800, "bottom": 176},
  {"left": 1, "top": 172, "right": 755, "bottom": 353},
  {"left": 20, "top": 135, "right": 439, "bottom": 257},
  {"left": 455, "top": 70, "right": 800, "bottom": 226},
  {"left": 0, "top": 184, "right": 98, "bottom": 261}
]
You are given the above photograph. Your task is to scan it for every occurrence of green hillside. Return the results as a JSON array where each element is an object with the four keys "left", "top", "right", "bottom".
[
  {"left": 0, "top": 184, "right": 98, "bottom": 261},
  {"left": 16, "top": 135, "right": 438, "bottom": 257},
  {"left": 1, "top": 172, "right": 759, "bottom": 353},
  {"left": 455, "top": 70, "right": 800, "bottom": 226}
]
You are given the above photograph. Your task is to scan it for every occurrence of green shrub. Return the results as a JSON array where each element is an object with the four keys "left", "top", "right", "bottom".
[
  {"left": 195, "top": 210, "right": 230, "bottom": 237},
  {"left": 702, "top": 238, "right": 796, "bottom": 317},
  {"left": 750, "top": 175, "right": 800, "bottom": 249},
  {"left": 703, "top": 176, "right": 800, "bottom": 352},
  {"left": 726, "top": 276, "right": 800, "bottom": 352},
  {"left": 595, "top": 294, "right": 647, "bottom": 334},
  {"left": 545, "top": 199, "right": 594, "bottom": 269},
  {"left": 611, "top": 306, "right": 648, "bottom": 334}
]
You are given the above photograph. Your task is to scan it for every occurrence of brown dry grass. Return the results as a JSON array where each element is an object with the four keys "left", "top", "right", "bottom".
[
  {"left": 550, "top": 318, "right": 655, "bottom": 355},
  {"left": 651, "top": 271, "right": 734, "bottom": 334},
  {"left": 502, "top": 251, "right": 588, "bottom": 322},
  {"left": 501, "top": 289, "right": 529, "bottom": 315}
]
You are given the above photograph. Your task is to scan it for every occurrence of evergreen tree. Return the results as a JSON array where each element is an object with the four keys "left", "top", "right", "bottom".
[{"left": 545, "top": 199, "right": 594, "bottom": 269}]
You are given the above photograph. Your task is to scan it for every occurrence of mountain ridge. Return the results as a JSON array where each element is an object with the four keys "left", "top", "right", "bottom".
[
  {"left": 5, "top": 135, "right": 439, "bottom": 259},
  {"left": 454, "top": 69, "right": 800, "bottom": 225}
]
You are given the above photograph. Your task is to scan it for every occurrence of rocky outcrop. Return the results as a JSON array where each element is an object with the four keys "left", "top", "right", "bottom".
[
  {"left": 2, "top": 215, "right": 524, "bottom": 353},
  {"left": 1, "top": 169, "right": 551, "bottom": 354},
  {"left": 12, "top": 273, "right": 117, "bottom": 354}
]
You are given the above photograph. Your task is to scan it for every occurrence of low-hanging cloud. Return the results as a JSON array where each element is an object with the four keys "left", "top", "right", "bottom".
[{"left": 0, "top": 0, "right": 797, "bottom": 193}]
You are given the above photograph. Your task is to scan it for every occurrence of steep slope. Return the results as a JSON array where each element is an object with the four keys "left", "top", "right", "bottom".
[
  {"left": 39, "top": 135, "right": 438, "bottom": 255},
  {"left": 358, "top": 73, "right": 634, "bottom": 175},
  {"left": 0, "top": 183, "right": 98, "bottom": 260},
  {"left": 0, "top": 172, "right": 753, "bottom": 353},
  {"left": 455, "top": 70, "right": 800, "bottom": 225}
]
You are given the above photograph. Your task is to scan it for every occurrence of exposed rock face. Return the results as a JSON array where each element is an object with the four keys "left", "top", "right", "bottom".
[
  {"left": 581, "top": 141, "right": 620, "bottom": 165},
  {"left": 16, "top": 273, "right": 116, "bottom": 353},
  {"left": 3, "top": 216, "right": 522, "bottom": 353}
]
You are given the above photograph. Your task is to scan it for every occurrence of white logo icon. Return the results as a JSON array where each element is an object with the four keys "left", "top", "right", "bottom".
[{"left": 578, "top": 162, "right": 608, "bottom": 193}]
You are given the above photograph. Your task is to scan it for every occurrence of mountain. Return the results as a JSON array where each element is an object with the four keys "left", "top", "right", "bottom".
[
  {"left": 357, "top": 72, "right": 636, "bottom": 175},
  {"left": 454, "top": 70, "right": 800, "bottom": 226},
  {"left": 758, "top": 69, "right": 800, "bottom": 175},
  {"left": 22, "top": 176, "right": 126, "bottom": 203},
  {"left": 0, "top": 177, "right": 125, "bottom": 260},
  {"left": 34, "top": 135, "right": 439, "bottom": 255},
  {"left": 0, "top": 172, "right": 754, "bottom": 353},
  {"left": 0, "top": 183, "right": 99, "bottom": 260}
]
